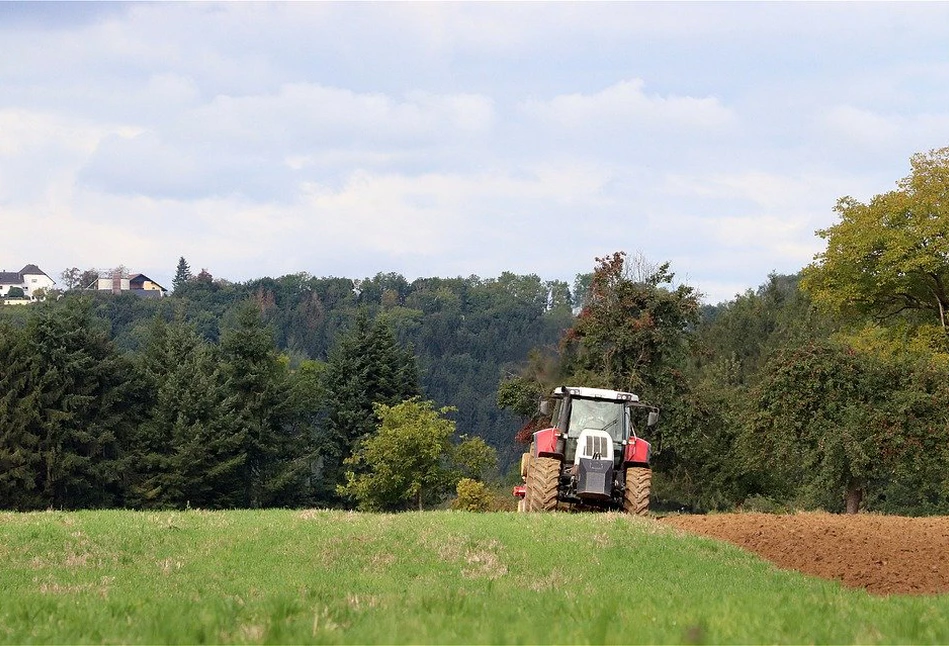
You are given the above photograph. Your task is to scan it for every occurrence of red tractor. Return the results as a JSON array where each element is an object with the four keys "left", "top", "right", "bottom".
[{"left": 514, "top": 386, "right": 659, "bottom": 514}]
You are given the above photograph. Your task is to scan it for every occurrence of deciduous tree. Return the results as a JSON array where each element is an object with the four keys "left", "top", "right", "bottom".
[
  {"left": 561, "top": 252, "right": 700, "bottom": 393},
  {"left": 802, "top": 147, "right": 949, "bottom": 343},
  {"left": 559, "top": 253, "right": 701, "bottom": 474},
  {"left": 338, "top": 398, "right": 457, "bottom": 511},
  {"left": 739, "top": 341, "right": 949, "bottom": 513},
  {"left": 59, "top": 267, "right": 81, "bottom": 290}
]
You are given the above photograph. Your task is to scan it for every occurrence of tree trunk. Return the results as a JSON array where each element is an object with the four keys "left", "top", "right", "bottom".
[{"left": 845, "top": 482, "right": 863, "bottom": 514}]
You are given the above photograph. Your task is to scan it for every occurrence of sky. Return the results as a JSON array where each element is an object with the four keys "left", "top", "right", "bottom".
[{"left": 2, "top": 2, "right": 949, "bottom": 304}]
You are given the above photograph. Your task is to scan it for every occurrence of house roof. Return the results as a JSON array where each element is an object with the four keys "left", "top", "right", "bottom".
[
  {"left": 129, "top": 273, "right": 168, "bottom": 291},
  {"left": 19, "top": 264, "right": 51, "bottom": 280},
  {"left": 0, "top": 271, "right": 22, "bottom": 285}
]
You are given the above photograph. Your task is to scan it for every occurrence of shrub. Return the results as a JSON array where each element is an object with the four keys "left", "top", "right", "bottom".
[{"left": 452, "top": 478, "right": 492, "bottom": 512}]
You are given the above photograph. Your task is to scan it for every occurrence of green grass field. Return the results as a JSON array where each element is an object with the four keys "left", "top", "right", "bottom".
[{"left": 1, "top": 509, "right": 947, "bottom": 644}]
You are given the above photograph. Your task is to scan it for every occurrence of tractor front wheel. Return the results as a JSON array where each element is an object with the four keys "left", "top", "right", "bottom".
[
  {"left": 527, "top": 457, "right": 560, "bottom": 512},
  {"left": 517, "top": 452, "right": 532, "bottom": 513},
  {"left": 623, "top": 467, "right": 651, "bottom": 516},
  {"left": 520, "top": 451, "right": 531, "bottom": 478}
]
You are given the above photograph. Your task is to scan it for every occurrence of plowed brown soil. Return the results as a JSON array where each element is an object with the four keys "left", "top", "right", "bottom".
[{"left": 661, "top": 512, "right": 949, "bottom": 596}]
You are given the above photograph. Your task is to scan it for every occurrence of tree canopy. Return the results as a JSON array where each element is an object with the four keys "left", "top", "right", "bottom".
[
  {"left": 338, "top": 398, "right": 478, "bottom": 511},
  {"left": 802, "top": 147, "right": 949, "bottom": 344},
  {"left": 561, "top": 251, "right": 701, "bottom": 394},
  {"left": 739, "top": 341, "right": 949, "bottom": 513}
]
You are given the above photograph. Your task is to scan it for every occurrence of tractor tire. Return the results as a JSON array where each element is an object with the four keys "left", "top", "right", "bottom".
[
  {"left": 623, "top": 467, "right": 651, "bottom": 516},
  {"left": 520, "top": 446, "right": 537, "bottom": 512},
  {"left": 527, "top": 457, "right": 561, "bottom": 512},
  {"left": 520, "top": 451, "right": 535, "bottom": 512}
]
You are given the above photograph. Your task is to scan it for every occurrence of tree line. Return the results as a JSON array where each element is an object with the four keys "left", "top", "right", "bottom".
[
  {"left": 499, "top": 147, "right": 949, "bottom": 515},
  {"left": 4, "top": 146, "right": 948, "bottom": 515},
  {"left": 44, "top": 266, "right": 575, "bottom": 473},
  {"left": 0, "top": 297, "right": 492, "bottom": 510}
]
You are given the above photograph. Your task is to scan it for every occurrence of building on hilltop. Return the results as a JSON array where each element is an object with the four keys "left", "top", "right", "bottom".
[
  {"left": 129, "top": 273, "right": 168, "bottom": 298},
  {"left": 89, "top": 268, "right": 168, "bottom": 299},
  {"left": 0, "top": 264, "right": 55, "bottom": 302}
]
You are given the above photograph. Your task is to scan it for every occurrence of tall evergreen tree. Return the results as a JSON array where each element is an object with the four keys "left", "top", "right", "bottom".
[
  {"left": 131, "top": 307, "right": 318, "bottom": 509},
  {"left": 321, "top": 310, "right": 420, "bottom": 499},
  {"left": 283, "top": 358, "right": 328, "bottom": 506},
  {"left": 0, "top": 322, "right": 44, "bottom": 509},
  {"left": 0, "top": 299, "right": 137, "bottom": 510},
  {"left": 129, "top": 317, "right": 206, "bottom": 507},
  {"left": 219, "top": 303, "right": 305, "bottom": 508},
  {"left": 166, "top": 344, "right": 244, "bottom": 508},
  {"left": 172, "top": 256, "right": 193, "bottom": 293},
  {"left": 131, "top": 316, "right": 244, "bottom": 509}
]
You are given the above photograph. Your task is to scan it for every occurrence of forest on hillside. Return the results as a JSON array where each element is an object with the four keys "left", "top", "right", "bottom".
[{"left": 2, "top": 147, "right": 949, "bottom": 515}]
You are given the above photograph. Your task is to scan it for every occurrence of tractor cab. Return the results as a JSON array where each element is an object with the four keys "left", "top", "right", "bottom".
[{"left": 545, "top": 386, "right": 655, "bottom": 468}]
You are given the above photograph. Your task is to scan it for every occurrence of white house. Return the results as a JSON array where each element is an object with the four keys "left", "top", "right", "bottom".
[{"left": 0, "top": 264, "right": 55, "bottom": 300}]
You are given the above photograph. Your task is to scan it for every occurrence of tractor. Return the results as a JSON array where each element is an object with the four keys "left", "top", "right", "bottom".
[{"left": 514, "top": 386, "right": 658, "bottom": 514}]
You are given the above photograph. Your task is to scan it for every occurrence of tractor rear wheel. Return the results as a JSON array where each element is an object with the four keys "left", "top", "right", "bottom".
[
  {"left": 527, "top": 457, "right": 560, "bottom": 512},
  {"left": 623, "top": 467, "right": 651, "bottom": 516}
]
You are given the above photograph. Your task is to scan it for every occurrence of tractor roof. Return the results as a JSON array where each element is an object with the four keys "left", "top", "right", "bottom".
[{"left": 551, "top": 386, "right": 639, "bottom": 402}]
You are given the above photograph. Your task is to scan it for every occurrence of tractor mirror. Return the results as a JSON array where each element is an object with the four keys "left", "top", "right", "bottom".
[
  {"left": 647, "top": 411, "right": 659, "bottom": 427},
  {"left": 538, "top": 400, "right": 551, "bottom": 416}
]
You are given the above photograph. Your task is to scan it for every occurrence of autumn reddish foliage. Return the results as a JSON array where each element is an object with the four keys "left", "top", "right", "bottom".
[{"left": 514, "top": 417, "right": 550, "bottom": 445}]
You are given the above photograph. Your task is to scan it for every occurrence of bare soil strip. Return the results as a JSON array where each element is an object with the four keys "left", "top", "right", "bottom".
[{"left": 661, "top": 512, "right": 949, "bottom": 596}]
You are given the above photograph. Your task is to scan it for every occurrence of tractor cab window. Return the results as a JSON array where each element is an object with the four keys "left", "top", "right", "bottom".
[
  {"left": 566, "top": 399, "right": 625, "bottom": 441},
  {"left": 549, "top": 398, "right": 564, "bottom": 430}
]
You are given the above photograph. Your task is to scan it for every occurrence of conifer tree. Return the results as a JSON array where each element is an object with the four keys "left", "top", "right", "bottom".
[
  {"left": 172, "top": 256, "right": 192, "bottom": 293},
  {"left": 0, "top": 300, "right": 137, "bottom": 510},
  {"left": 284, "top": 359, "right": 327, "bottom": 506},
  {"left": 0, "top": 322, "right": 44, "bottom": 509},
  {"left": 129, "top": 317, "right": 203, "bottom": 507},
  {"left": 218, "top": 303, "right": 300, "bottom": 508},
  {"left": 130, "top": 313, "right": 260, "bottom": 509},
  {"left": 322, "top": 310, "right": 421, "bottom": 499},
  {"left": 166, "top": 344, "right": 244, "bottom": 508}
]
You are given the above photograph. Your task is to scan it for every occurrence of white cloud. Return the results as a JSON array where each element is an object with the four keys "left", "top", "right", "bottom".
[
  {"left": 298, "top": 163, "right": 615, "bottom": 259},
  {"left": 692, "top": 280, "right": 760, "bottom": 305},
  {"left": 181, "top": 84, "right": 495, "bottom": 147},
  {"left": 520, "top": 80, "right": 735, "bottom": 132},
  {"left": 4, "top": 2, "right": 949, "bottom": 306},
  {"left": 664, "top": 171, "right": 837, "bottom": 212},
  {"left": 822, "top": 106, "right": 903, "bottom": 149},
  {"left": 821, "top": 105, "right": 949, "bottom": 157},
  {"left": 0, "top": 109, "right": 108, "bottom": 157},
  {"left": 0, "top": 109, "right": 141, "bottom": 204},
  {"left": 72, "top": 84, "right": 496, "bottom": 200}
]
